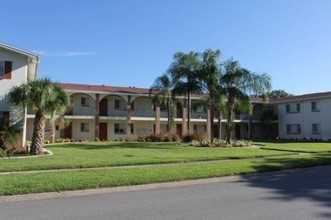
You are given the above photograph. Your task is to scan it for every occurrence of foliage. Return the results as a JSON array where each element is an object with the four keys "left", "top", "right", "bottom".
[
  {"left": 268, "top": 89, "right": 292, "bottom": 99},
  {"left": 149, "top": 73, "right": 175, "bottom": 133},
  {"left": 220, "top": 58, "right": 271, "bottom": 144},
  {"left": 9, "top": 78, "right": 70, "bottom": 155},
  {"left": 0, "top": 117, "right": 22, "bottom": 153},
  {"left": 169, "top": 51, "right": 203, "bottom": 134}
]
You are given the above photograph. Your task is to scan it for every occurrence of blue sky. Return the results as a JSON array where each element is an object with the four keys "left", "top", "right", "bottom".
[{"left": 2, "top": 0, "right": 331, "bottom": 95}]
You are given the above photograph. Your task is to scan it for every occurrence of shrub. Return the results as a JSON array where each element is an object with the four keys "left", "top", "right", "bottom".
[
  {"left": 136, "top": 135, "right": 145, "bottom": 142},
  {"left": 182, "top": 134, "right": 194, "bottom": 142}
]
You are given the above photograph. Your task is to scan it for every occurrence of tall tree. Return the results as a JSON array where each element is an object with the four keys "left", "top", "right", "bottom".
[
  {"left": 9, "top": 78, "right": 70, "bottom": 155},
  {"left": 220, "top": 59, "right": 271, "bottom": 144},
  {"left": 268, "top": 89, "right": 292, "bottom": 99},
  {"left": 169, "top": 51, "right": 202, "bottom": 134},
  {"left": 48, "top": 85, "right": 71, "bottom": 143},
  {"left": 149, "top": 73, "right": 174, "bottom": 133},
  {"left": 199, "top": 49, "right": 224, "bottom": 144}
]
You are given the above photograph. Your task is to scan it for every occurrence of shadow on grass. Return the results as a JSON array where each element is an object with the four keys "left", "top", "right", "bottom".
[{"left": 241, "top": 155, "right": 331, "bottom": 219}]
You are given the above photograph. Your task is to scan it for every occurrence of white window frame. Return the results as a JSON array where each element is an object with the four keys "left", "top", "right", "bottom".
[
  {"left": 81, "top": 97, "right": 89, "bottom": 107},
  {"left": 285, "top": 103, "right": 300, "bottom": 114},
  {"left": 311, "top": 102, "right": 320, "bottom": 112},
  {"left": 114, "top": 123, "right": 134, "bottom": 134},
  {"left": 286, "top": 124, "right": 301, "bottom": 134},
  {"left": 80, "top": 123, "right": 89, "bottom": 132},
  {"left": 312, "top": 123, "right": 321, "bottom": 134}
]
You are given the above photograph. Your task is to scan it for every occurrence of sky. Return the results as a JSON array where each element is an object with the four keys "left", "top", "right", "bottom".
[{"left": 1, "top": 0, "right": 331, "bottom": 95}]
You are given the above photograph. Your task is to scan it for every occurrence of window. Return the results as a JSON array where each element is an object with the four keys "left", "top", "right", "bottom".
[
  {"left": 80, "top": 123, "right": 89, "bottom": 132},
  {"left": 0, "top": 61, "right": 4, "bottom": 77},
  {"left": 115, "top": 99, "right": 126, "bottom": 110},
  {"left": 312, "top": 123, "right": 321, "bottom": 134},
  {"left": 0, "top": 61, "right": 12, "bottom": 79},
  {"left": 81, "top": 97, "right": 89, "bottom": 106},
  {"left": 193, "top": 124, "right": 206, "bottom": 133},
  {"left": 286, "top": 124, "right": 301, "bottom": 134},
  {"left": 114, "top": 123, "right": 134, "bottom": 134},
  {"left": 311, "top": 102, "right": 320, "bottom": 112},
  {"left": 285, "top": 103, "right": 300, "bottom": 113}
]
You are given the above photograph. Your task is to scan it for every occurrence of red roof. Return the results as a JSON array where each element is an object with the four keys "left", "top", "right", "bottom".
[
  {"left": 59, "top": 82, "right": 268, "bottom": 103},
  {"left": 271, "top": 91, "right": 331, "bottom": 103}
]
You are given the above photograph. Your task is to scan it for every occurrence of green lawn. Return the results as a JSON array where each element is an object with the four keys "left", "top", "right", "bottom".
[
  {"left": 258, "top": 141, "right": 331, "bottom": 153},
  {"left": 1, "top": 141, "right": 331, "bottom": 196},
  {"left": 0, "top": 142, "right": 292, "bottom": 172}
]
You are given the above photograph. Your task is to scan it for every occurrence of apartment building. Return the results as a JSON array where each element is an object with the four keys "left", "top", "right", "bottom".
[
  {"left": 2, "top": 42, "right": 307, "bottom": 143},
  {"left": 274, "top": 92, "right": 331, "bottom": 141},
  {"left": 24, "top": 83, "right": 273, "bottom": 142},
  {"left": 0, "top": 43, "right": 39, "bottom": 146}
]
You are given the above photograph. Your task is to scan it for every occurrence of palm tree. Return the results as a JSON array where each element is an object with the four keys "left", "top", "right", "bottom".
[
  {"left": 199, "top": 49, "right": 223, "bottom": 144},
  {"left": 9, "top": 78, "right": 70, "bottom": 155},
  {"left": 220, "top": 58, "right": 271, "bottom": 145},
  {"left": 48, "top": 85, "right": 71, "bottom": 143},
  {"left": 169, "top": 51, "right": 202, "bottom": 134},
  {"left": 149, "top": 73, "right": 174, "bottom": 133}
]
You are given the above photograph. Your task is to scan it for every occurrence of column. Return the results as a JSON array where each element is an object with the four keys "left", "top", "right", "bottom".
[
  {"left": 182, "top": 106, "right": 187, "bottom": 136},
  {"left": 126, "top": 95, "right": 132, "bottom": 141},
  {"left": 95, "top": 93, "right": 100, "bottom": 141},
  {"left": 155, "top": 104, "right": 160, "bottom": 135},
  {"left": 206, "top": 108, "right": 211, "bottom": 139}
]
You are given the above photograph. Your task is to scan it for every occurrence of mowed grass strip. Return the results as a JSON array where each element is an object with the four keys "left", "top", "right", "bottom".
[
  {"left": 259, "top": 141, "right": 331, "bottom": 153},
  {"left": 1, "top": 153, "right": 331, "bottom": 196},
  {"left": 0, "top": 142, "right": 291, "bottom": 172}
]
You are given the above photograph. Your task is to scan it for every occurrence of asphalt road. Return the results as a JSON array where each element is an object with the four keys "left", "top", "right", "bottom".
[{"left": 0, "top": 165, "right": 330, "bottom": 220}]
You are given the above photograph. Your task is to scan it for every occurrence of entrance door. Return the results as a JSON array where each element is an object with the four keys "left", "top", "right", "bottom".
[
  {"left": 64, "top": 122, "right": 72, "bottom": 139},
  {"left": 99, "top": 123, "right": 108, "bottom": 141},
  {"left": 176, "top": 124, "right": 183, "bottom": 137},
  {"left": 235, "top": 124, "right": 241, "bottom": 139},
  {"left": 99, "top": 99, "right": 108, "bottom": 116},
  {"left": 213, "top": 124, "right": 219, "bottom": 138}
]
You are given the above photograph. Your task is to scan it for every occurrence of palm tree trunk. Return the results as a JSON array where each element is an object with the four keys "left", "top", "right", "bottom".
[
  {"left": 49, "top": 118, "right": 55, "bottom": 144},
  {"left": 209, "top": 105, "right": 214, "bottom": 146},
  {"left": 30, "top": 110, "right": 46, "bottom": 155},
  {"left": 226, "top": 99, "right": 234, "bottom": 145},
  {"left": 218, "top": 115, "right": 222, "bottom": 139}
]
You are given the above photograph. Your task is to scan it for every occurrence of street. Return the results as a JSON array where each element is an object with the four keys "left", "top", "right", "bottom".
[{"left": 0, "top": 165, "right": 330, "bottom": 220}]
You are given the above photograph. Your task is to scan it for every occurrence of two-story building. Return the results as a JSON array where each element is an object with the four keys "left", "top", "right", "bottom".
[
  {"left": 9, "top": 42, "right": 331, "bottom": 144},
  {"left": 274, "top": 92, "right": 331, "bottom": 141},
  {"left": 24, "top": 82, "right": 276, "bottom": 142},
  {"left": 0, "top": 43, "right": 39, "bottom": 146}
]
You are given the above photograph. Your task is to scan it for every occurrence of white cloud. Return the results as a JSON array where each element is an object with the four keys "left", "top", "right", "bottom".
[{"left": 32, "top": 50, "right": 95, "bottom": 57}]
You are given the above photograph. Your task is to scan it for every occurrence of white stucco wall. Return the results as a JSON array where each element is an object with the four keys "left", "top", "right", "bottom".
[
  {"left": 0, "top": 48, "right": 28, "bottom": 112},
  {"left": 278, "top": 98, "right": 331, "bottom": 140}
]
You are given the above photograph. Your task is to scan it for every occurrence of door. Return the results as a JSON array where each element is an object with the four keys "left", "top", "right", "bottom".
[
  {"left": 235, "top": 124, "right": 241, "bottom": 139},
  {"left": 99, "top": 99, "right": 108, "bottom": 116},
  {"left": 176, "top": 124, "right": 183, "bottom": 137},
  {"left": 64, "top": 122, "right": 72, "bottom": 139},
  {"left": 213, "top": 124, "right": 219, "bottom": 138},
  {"left": 99, "top": 123, "right": 108, "bottom": 141}
]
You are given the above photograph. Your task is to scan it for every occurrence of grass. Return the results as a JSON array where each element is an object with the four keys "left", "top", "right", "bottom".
[
  {"left": 0, "top": 153, "right": 331, "bottom": 196},
  {"left": 0, "top": 142, "right": 292, "bottom": 172},
  {"left": 258, "top": 141, "right": 331, "bottom": 153},
  {"left": 0, "top": 141, "right": 331, "bottom": 196}
]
